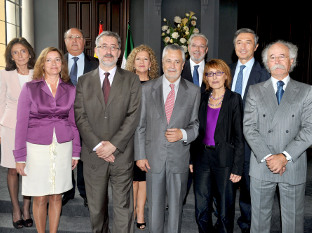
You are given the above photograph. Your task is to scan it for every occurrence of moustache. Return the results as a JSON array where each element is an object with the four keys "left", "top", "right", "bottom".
[
  {"left": 168, "top": 69, "right": 177, "bottom": 72},
  {"left": 104, "top": 54, "right": 114, "bottom": 58},
  {"left": 271, "top": 64, "right": 286, "bottom": 71}
]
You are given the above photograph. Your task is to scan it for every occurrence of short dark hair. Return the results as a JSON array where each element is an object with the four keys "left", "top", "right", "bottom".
[{"left": 5, "top": 37, "right": 36, "bottom": 71}]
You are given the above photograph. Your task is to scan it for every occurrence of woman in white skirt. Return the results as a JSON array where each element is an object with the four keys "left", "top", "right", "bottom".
[
  {"left": 0, "top": 37, "right": 36, "bottom": 229},
  {"left": 14, "top": 47, "right": 81, "bottom": 233}
]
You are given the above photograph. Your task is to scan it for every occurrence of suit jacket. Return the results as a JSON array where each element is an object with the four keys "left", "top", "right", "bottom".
[
  {"left": 13, "top": 78, "right": 81, "bottom": 161},
  {"left": 74, "top": 67, "right": 141, "bottom": 169},
  {"left": 65, "top": 53, "right": 99, "bottom": 76},
  {"left": 193, "top": 88, "right": 244, "bottom": 175},
  {"left": 230, "top": 60, "right": 270, "bottom": 161},
  {"left": 134, "top": 76, "right": 200, "bottom": 173},
  {"left": 243, "top": 78, "right": 312, "bottom": 185},
  {"left": 181, "top": 60, "right": 206, "bottom": 93},
  {"left": 0, "top": 69, "right": 34, "bottom": 134}
]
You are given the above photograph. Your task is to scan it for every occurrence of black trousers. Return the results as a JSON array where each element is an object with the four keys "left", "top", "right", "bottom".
[{"left": 193, "top": 147, "right": 236, "bottom": 233}]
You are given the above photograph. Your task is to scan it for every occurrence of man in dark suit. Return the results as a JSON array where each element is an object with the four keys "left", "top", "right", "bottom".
[
  {"left": 62, "top": 28, "right": 98, "bottom": 207},
  {"left": 135, "top": 44, "right": 200, "bottom": 233},
  {"left": 229, "top": 28, "right": 270, "bottom": 233},
  {"left": 75, "top": 31, "right": 141, "bottom": 233},
  {"left": 181, "top": 33, "right": 208, "bottom": 204}
]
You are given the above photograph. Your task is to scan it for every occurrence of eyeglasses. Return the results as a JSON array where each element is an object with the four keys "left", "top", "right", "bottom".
[
  {"left": 66, "top": 35, "right": 83, "bottom": 40},
  {"left": 96, "top": 45, "right": 120, "bottom": 52},
  {"left": 269, "top": 55, "right": 288, "bottom": 62},
  {"left": 190, "top": 44, "right": 207, "bottom": 50},
  {"left": 205, "top": 71, "right": 224, "bottom": 77}
]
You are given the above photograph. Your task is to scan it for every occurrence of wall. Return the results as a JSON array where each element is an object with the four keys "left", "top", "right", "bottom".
[{"left": 33, "top": 0, "right": 58, "bottom": 56}]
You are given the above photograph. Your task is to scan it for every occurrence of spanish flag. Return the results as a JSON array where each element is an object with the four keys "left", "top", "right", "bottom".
[{"left": 94, "top": 22, "right": 104, "bottom": 58}]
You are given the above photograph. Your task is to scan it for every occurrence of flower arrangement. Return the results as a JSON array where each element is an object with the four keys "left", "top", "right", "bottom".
[{"left": 161, "top": 11, "right": 200, "bottom": 58}]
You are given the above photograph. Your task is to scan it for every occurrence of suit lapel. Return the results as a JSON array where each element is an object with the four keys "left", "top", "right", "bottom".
[
  {"left": 169, "top": 78, "right": 188, "bottom": 127},
  {"left": 271, "top": 78, "right": 297, "bottom": 127},
  {"left": 90, "top": 69, "right": 106, "bottom": 109},
  {"left": 215, "top": 89, "right": 230, "bottom": 132},
  {"left": 55, "top": 79, "right": 67, "bottom": 101},
  {"left": 152, "top": 76, "right": 166, "bottom": 124},
  {"left": 12, "top": 70, "right": 22, "bottom": 95},
  {"left": 106, "top": 68, "right": 123, "bottom": 108}
]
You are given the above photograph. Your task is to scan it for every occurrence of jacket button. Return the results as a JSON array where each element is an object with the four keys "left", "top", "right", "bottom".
[
  {"left": 286, "top": 130, "right": 289, "bottom": 133},
  {"left": 263, "top": 114, "right": 265, "bottom": 117},
  {"left": 292, "top": 114, "right": 294, "bottom": 117},
  {"left": 268, "top": 130, "right": 272, "bottom": 133}
]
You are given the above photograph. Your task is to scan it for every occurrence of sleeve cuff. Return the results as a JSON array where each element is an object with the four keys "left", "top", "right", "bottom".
[
  {"left": 93, "top": 142, "right": 102, "bottom": 151},
  {"left": 180, "top": 129, "right": 187, "bottom": 142},
  {"left": 261, "top": 154, "right": 272, "bottom": 162},
  {"left": 282, "top": 151, "right": 292, "bottom": 161}
]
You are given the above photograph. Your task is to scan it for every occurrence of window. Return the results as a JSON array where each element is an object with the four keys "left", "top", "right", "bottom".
[{"left": 0, "top": 0, "right": 21, "bottom": 69}]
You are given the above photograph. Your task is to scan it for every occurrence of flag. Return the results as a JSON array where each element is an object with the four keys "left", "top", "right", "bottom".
[
  {"left": 121, "top": 23, "right": 134, "bottom": 69},
  {"left": 94, "top": 22, "right": 104, "bottom": 58}
]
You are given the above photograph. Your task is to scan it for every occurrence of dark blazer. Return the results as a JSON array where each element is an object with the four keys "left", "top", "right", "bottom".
[
  {"left": 181, "top": 60, "right": 206, "bottom": 93},
  {"left": 65, "top": 53, "right": 99, "bottom": 75},
  {"left": 229, "top": 60, "right": 270, "bottom": 107},
  {"left": 194, "top": 88, "right": 244, "bottom": 175}
]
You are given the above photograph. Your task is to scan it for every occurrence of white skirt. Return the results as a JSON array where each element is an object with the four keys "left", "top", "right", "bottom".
[{"left": 22, "top": 138, "right": 73, "bottom": 196}]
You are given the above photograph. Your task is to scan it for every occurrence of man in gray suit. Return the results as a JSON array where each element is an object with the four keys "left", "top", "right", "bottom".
[
  {"left": 75, "top": 31, "right": 141, "bottom": 233},
  {"left": 243, "top": 40, "right": 312, "bottom": 233},
  {"left": 135, "top": 44, "right": 200, "bottom": 233}
]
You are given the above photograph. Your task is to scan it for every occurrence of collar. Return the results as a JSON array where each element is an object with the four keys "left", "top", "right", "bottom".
[{"left": 237, "top": 57, "right": 255, "bottom": 69}]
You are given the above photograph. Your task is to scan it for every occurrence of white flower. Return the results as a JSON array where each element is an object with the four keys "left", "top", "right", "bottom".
[
  {"left": 193, "top": 28, "right": 199, "bottom": 34},
  {"left": 180, "top": 38, "right": 187, "bottom": 44},
  {"left": 185, "top": 31, "right": 189, "bottom": 35},
  {"left": 183, "top": 26, "right": 189, "bottom": 32},
  {"left": 182, "top": 45, "right": 188, "bottom": 53},
  {"left": 162, "top": 25, "right": 169, "bottom": 31},
  {"left": 164, "top": 37, "right": 170, "bottom": 43},
  {"left": 177, "top": 24, "right": 181, "bottom": 28},
  {"left": 174, "top": 16, "right": 181, "bottom": 24},
  {"left": 191, "top": 20, "right": 196, "bottom": 26},
  {"left": 161, "top": 32, "right": 165, "bottom": 36},
  {"left": 171, "top": 32, "right": 179, "bottom": 39},
  {"left": 170, "top": 39, "right": 173, "bottom": 43},
  {"left": 191, "top": 16, "right": 197, "bottom": 20},
  {"left": 166, "top": 29, "right": 170, "bottom": 34},
  {"left": 163, "top": 18, "right": 167, "bottom": 22},
  {"left": 186, "top": 13, "right": 190, "bottom": 17}
]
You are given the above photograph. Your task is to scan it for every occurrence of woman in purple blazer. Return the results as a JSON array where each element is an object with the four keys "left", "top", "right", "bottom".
[{"left": 14, "top": 47, "right": 81, "bottom": 233}]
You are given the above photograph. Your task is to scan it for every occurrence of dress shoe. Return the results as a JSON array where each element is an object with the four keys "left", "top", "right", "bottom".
[
  {"left": 62, "top": 194, "right": 74, "bottom": 206},
  {"left": 82, "top": 196, "right": 88, "bottom": 207},
  {"left": 241, "top": 228, "right": 250, "bottom": 233}
]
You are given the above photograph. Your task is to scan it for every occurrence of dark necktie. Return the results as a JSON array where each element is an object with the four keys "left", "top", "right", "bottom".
[
  {"left": 234, "top": 65, "right": 246, "bottom": 95},
  {"left": 102, "top": 72, "right": 110, "bottom": 104},
  {"left": 276, "top": 80, "right": 285, "bottom": 105},
  {"left": 70, "top": 57, "right": 79, "bottom": 86},
  {"left": 193, "top": 65, "right": 200, "bottom": 86}
]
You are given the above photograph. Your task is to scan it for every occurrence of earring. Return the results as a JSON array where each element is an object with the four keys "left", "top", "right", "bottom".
[{"left": 148, "top": 67, "right": 151, "bottom": 71}]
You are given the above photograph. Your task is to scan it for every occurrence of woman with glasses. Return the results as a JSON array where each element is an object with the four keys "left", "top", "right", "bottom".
[
  {"left": 14, "top": 47, "right": 81, "bottom": 233},
  {"left": 191, "top": 59, "right": 244, "bottom": 233}
]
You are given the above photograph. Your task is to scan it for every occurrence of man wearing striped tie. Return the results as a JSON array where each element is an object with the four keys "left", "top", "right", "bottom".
[
  {"left": 229, "top": 28, "right": 270, "bottom": 233},
  {"left": 135, "top": 44, "right": 201, "bottom": 233}
]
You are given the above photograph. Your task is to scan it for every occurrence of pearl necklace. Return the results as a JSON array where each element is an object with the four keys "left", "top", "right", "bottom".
[{"left": 208, "top": 92, "right": 224, "bottom": 107}]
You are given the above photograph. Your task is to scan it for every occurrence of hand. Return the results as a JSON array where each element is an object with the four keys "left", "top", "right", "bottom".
[
  {"left": 266, "top": 153, "right": 288, "bottom": 176},
  {"left": 136, "top": 159, "right": 151, "bottom": 173},
  {"left": 229, "top": 173, "right": 241, "bottom": 183},
  {"left": 0, "top": 137, "right": 1, "bottom": 144},
  {"left": 71, "top": 159, "right": 78, "bottom": 170},
  {"left": 165, "top": 128, "right": 183, "bottom": 142},
  {"left": 96, "top": 141, "right": 117, "bottom": 162},
  {"left": 189, "top": 164, "right": 193, "bottom": 173},
  {"left": 16, "top": 163, "right": 27, "bottom": 176}
]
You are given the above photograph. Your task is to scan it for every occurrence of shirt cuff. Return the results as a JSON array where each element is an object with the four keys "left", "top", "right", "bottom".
[
  {"left": 261, "top": 154, "right": 272, "bottom": 163},
  {"left": 72, "top": 157, "right": 80, "bottom": 160},
  {"left": 93, "top": 142, "right": 102, "bottom": 151},
  {"left": 180, "top": 129, "right": 187, "bottom": 142},
  {"left": 282, "top": 151, "right": 292, "bottom": 161},
  {"left": 16, "top": 161, "right": 26, "bottom": 163}
]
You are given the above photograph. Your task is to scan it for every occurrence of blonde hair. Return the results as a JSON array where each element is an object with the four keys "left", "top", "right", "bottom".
[
  {"left": 33, "top": 47, "right": 69, "bottom": 82},
  {"left": 125, "top": 44, "right": 159, "bottom": 80},
  {"left": 203, "top": 59, "right": 232, "bottom": 90}
]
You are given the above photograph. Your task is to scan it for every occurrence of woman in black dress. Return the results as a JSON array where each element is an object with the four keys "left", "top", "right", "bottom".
[{"left": 125, "top": 44, "right": 159, "bottom": 229}]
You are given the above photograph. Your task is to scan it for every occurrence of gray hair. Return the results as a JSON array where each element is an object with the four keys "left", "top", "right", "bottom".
[
  {"left": 162, "top": 44, "right": 185, "bottom": 62},
  {"left": 64, "top": 28, "right": 84, "bottom": 39},
  {"left": 188, "top": 33, "right": 208, "bottom": 47},
  {"left": 233, "top": 28, "right": 259, "bottom": 46},
  {"left": 95, "top": 31, "right": 121, "bottom": 49},
  {"left": 262, "top": 40, "right": 298, "bottom": 72}
]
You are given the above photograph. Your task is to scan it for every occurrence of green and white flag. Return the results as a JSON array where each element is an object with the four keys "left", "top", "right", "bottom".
[{"left": 121, "top": 23, "right": 134, "bottom": 69}]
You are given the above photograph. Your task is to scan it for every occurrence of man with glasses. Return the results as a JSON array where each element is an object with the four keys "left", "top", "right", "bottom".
[
  {"left": 74, "top": 31, "right": 141, "bottom": 233},
  {"left": 244, "top": 40, "right": 312, "bottom": 233},
  {"left": 62, "top": 28, "right": 98, "bottom": 207},
  {"left": 229, "top": 28, "right": 269, "bottom": 233}
]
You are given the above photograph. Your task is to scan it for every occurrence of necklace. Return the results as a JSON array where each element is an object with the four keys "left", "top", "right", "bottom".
[{"left": 208, "top": 92, "right": 224, "bottom": 107}]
